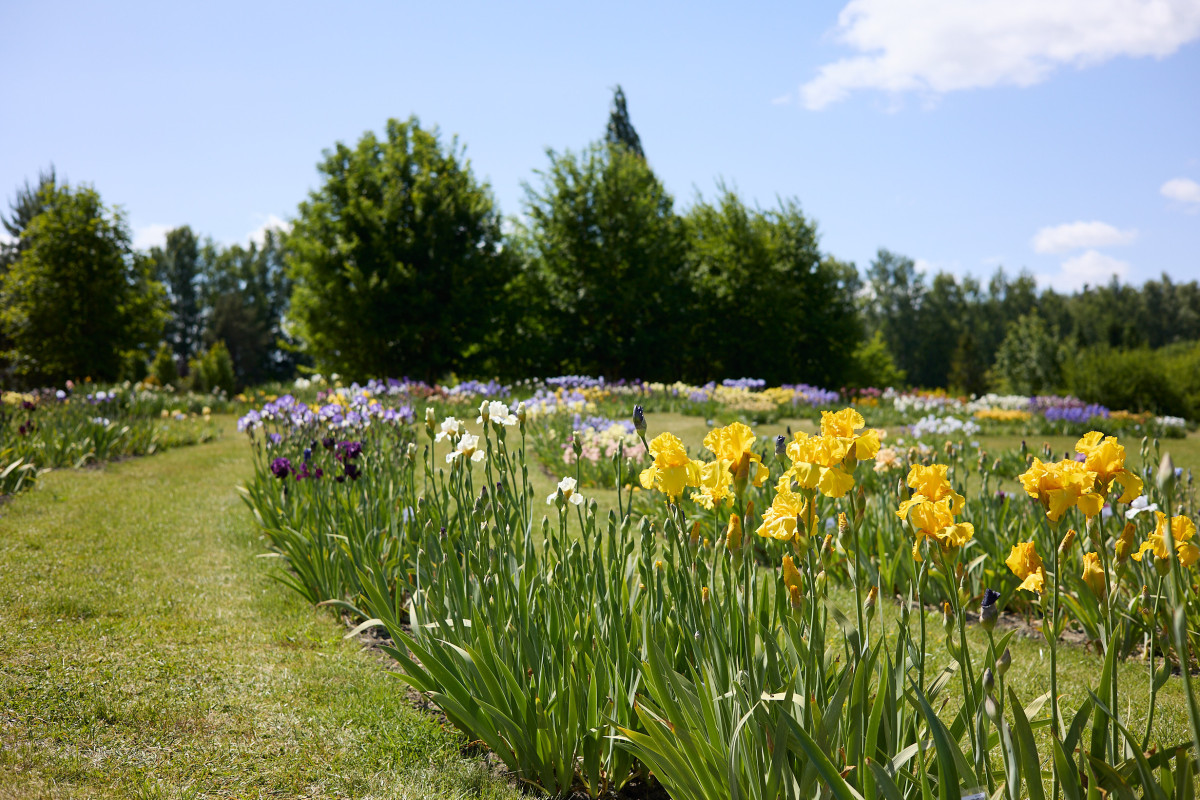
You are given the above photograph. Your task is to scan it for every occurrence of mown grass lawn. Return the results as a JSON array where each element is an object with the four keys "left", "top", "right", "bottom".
[{"left": 0, "top": 417, "right": 519, "bottom": 799}]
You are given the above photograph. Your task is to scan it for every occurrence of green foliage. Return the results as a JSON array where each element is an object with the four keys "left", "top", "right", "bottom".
[
  {"left": 863, "top": 249, "right": 925, "bottom": 383},
  {"left": 202, "top": 229, "right": 300, "bottom": 385},
  {"left": 151, "top": 341, "right": 179, "bottom": 387},
  {"left": 0, "top": 165, "right": 56, "bottom": 274},
  {"left": 520, "top": 142, "right": 688, "bottom": 379},
  {"left": 187, "top": 341, "right": 236, "bottom": 395},
  {"left": 0, "top": 181, "right": 166, "bottom": 386},
  {"left": 848, "top": 330, "right": 906, "bottom": 389},
  {"left": 862, "top": 257, "right": 1042, "bottom": 390},
  {"left": 605, "top": 85, "right": 644, "bottom": 159},
  {"left": 948, "top": 327, "right": 988, "bottom": 395},
  {"left": 1065, "top": 342, "right": 1200, "bottom": 419},
  {"left": 991, "top": 313, "right": 1064, "bottom": 395},
  {"left": 150, "top": 226, "right": 203, "bottom": 360},
  {"left": 287, "top": 116, "right": 512, "bottom": 381},
  {"left": 684, "top": 186, "right": 861, "bottom": 385}
]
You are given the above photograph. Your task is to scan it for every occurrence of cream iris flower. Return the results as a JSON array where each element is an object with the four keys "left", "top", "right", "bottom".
[
  {"left": 548, "top": 476, "right": 586, "bottom": 506},
  {"left": 447, "top": 432, "right": 485, "bottom": 464}
]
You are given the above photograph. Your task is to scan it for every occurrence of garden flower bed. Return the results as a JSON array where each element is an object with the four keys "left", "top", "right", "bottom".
[
  {"left": 1, "top": 381, "right": 228, "bottom": 497},
  {"left": 237, "top": 375, "right": 1200, "bottom": 798}
]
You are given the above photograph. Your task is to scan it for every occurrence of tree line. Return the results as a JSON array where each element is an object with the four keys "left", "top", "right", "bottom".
[{"left": 3, "top": 88, "right": 1199, "bottom": 408}]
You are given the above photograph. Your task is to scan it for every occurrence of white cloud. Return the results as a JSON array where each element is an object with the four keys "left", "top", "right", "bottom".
[
  {"left": 247, "top": 214, "right": 290, "bottom": 247},
  {"left": 1039, "top": 249, "right": 1129, "bottom": 291},
  {"left": 802, "top": 0, "right": 1200, "bottom": 110},
  {"left": 1031, "top": 220, "right": 1137, "bottom": 254},
  {"left": 771, "top": 92, "right": 793, "bottom": 105},
  {"left": 1161, "top": 177, "right": 1200, "bottom": 205},
  {"left": 132, "top": 223, "right": 172, "bottom": 251}
]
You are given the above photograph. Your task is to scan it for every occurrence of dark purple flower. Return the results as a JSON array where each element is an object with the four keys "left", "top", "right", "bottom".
[
  {"left": 322, "top": 436, "right": 335, "bottom": 450},
  {"left": 980, "top": 588, "right": 1001, "bottom": 631},
  {"left": 338, "top": 440, "right": 363, "bottom": 461},
  {"left": 343, "top": 462, "right": 361, "bottom": 481},
  {"left": 270, "top": 457, "right": 292, "bottom": 479},
  {"left": 302, "top": 448, "right": 312, "bottom": 462},
  {"left": 21, "top": 400, "right": 35, "bottom": 411},
  {"left": 314, "top": 468, "right": 324, "bottom": 479}
]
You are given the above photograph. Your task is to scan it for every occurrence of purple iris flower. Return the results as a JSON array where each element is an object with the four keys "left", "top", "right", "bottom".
[{"left": 270, "top": 458, "right": 292, "bottom": 479}]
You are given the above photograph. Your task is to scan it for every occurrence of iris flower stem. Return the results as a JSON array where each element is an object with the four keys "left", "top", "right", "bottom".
[
  {"left": 1046, "top": 516, "right": 1062, "bottom": 800},
  {"left": 1143, "top": 573, "right": 1165, "bottom": 751},
  {"left": 1092, "top": 510, "right": 1120, "bottom": 761}
]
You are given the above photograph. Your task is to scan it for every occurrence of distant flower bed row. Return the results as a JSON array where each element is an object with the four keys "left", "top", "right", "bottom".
[
  {"left": 1, "top": 381, "right": 223, "bottom": 497},
  {"left": 257, "top": 374, "right": 1191, "bottom": 443}
]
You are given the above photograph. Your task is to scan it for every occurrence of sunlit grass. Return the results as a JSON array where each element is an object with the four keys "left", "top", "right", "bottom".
[{"left": 0, "top": 416, "right": 519, "bottom": 799}]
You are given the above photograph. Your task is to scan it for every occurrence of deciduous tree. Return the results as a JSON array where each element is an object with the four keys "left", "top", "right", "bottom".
[
  {"left": 287, "top": 117, "right": 512, "bottom": 380},
  {"left": 0, "top": 181, "right": 166, "bottom": 385}
]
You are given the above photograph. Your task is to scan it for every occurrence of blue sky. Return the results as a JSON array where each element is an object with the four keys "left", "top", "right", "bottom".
[{"left": 3, "top": 0, "right": 1198, "bottom": 291}]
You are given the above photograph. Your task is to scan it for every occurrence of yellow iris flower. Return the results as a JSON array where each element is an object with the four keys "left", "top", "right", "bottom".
[
  {"left": 1019, "top": 458, "right": 1099, "bottom": 522},
  {"left": 786, "top": 433, "right": 855, "bottom": 498},
  {"left": 639, "top": 432, "right": 703, "bottom": 500},
  {"left": 701, "top": 421, "right": 769, "bottom": 499},
  {"left": 819, "top": 408, "right": 882, "bottom": 462},
  {"left": 1081, "top": 552, "right": 1107, "bottom": 600},
  {"left": 756, "top": 476, "right": 810, "bottom": 542},
  {"left": 896, "top": 463, "right": 966, "bottom": 519},
  {"left": 1074, "top": 431, "right": 1143, "bottom": 503},
  {"left": 1006, "top": 541, "right": 1047, "bottom": 595},
  {"left": 897, "top": 495, "right": 973, "bottom": 560},
  {"left": 1133, "top": 512, "right": 1200, "bottom": 568},
  {"left": 693, "top": 458, "right": 733, "bottom": 509},
  {"left": 782, "top": 408, "right": 880, "bottom": 498}
]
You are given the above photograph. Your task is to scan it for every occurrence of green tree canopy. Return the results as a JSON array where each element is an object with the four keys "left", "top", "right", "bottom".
[
  {"left": 1, "top": 166, "right": 57, "bottom": 275},
  {"left": 286, "top": 117, "right": 512, "bottom": 381},
  {"left": 202, "top": 228, "right": 300, "bottom": 385},
  {"left": 519, "top": 142, "right": 688, "bottom": 379},
  {"left": 0, "top": 181, "right": 166, "bottom": 385},
  {"left": 605, "top": 85, "right": 644, "bottom": 159},
  {"left": 150, "top": 225, "right": 203, "bottom": 360},
  {"left": 684, "top": 186, "right": 860, "bottom": 385},
  {"left": 991, "top": 313, "right": 1064, "bottom": 395}
]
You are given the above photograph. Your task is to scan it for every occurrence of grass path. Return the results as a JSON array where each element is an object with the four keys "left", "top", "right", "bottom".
[{"left": 0, "top": 418, "right": 518, "bottom": 799}]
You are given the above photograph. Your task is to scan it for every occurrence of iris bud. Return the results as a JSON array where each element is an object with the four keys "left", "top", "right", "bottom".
[
  {"left": 980, "top": 588, "right": 1000, "bottom": 631},
  {"left": 775, "top": 435, "right": 786, "bottom": 457},
  {"left": 1157, "top": 453, "right": 1176, "bottom": 491},
  {"left": 725, "top": 514, "right": 743, "bottom": 552},
  {"left": 983, "top": 668, "right": 995, "bottom": 696},
  {"left": 632, "top": 405, "right": 646, "bottom": 437},
  {"left": 1059, "top": 528, "right": 1077, "bottom": 554},
  {"left": 997, "top": 647, "right": 1012, "bottom": 676}
]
